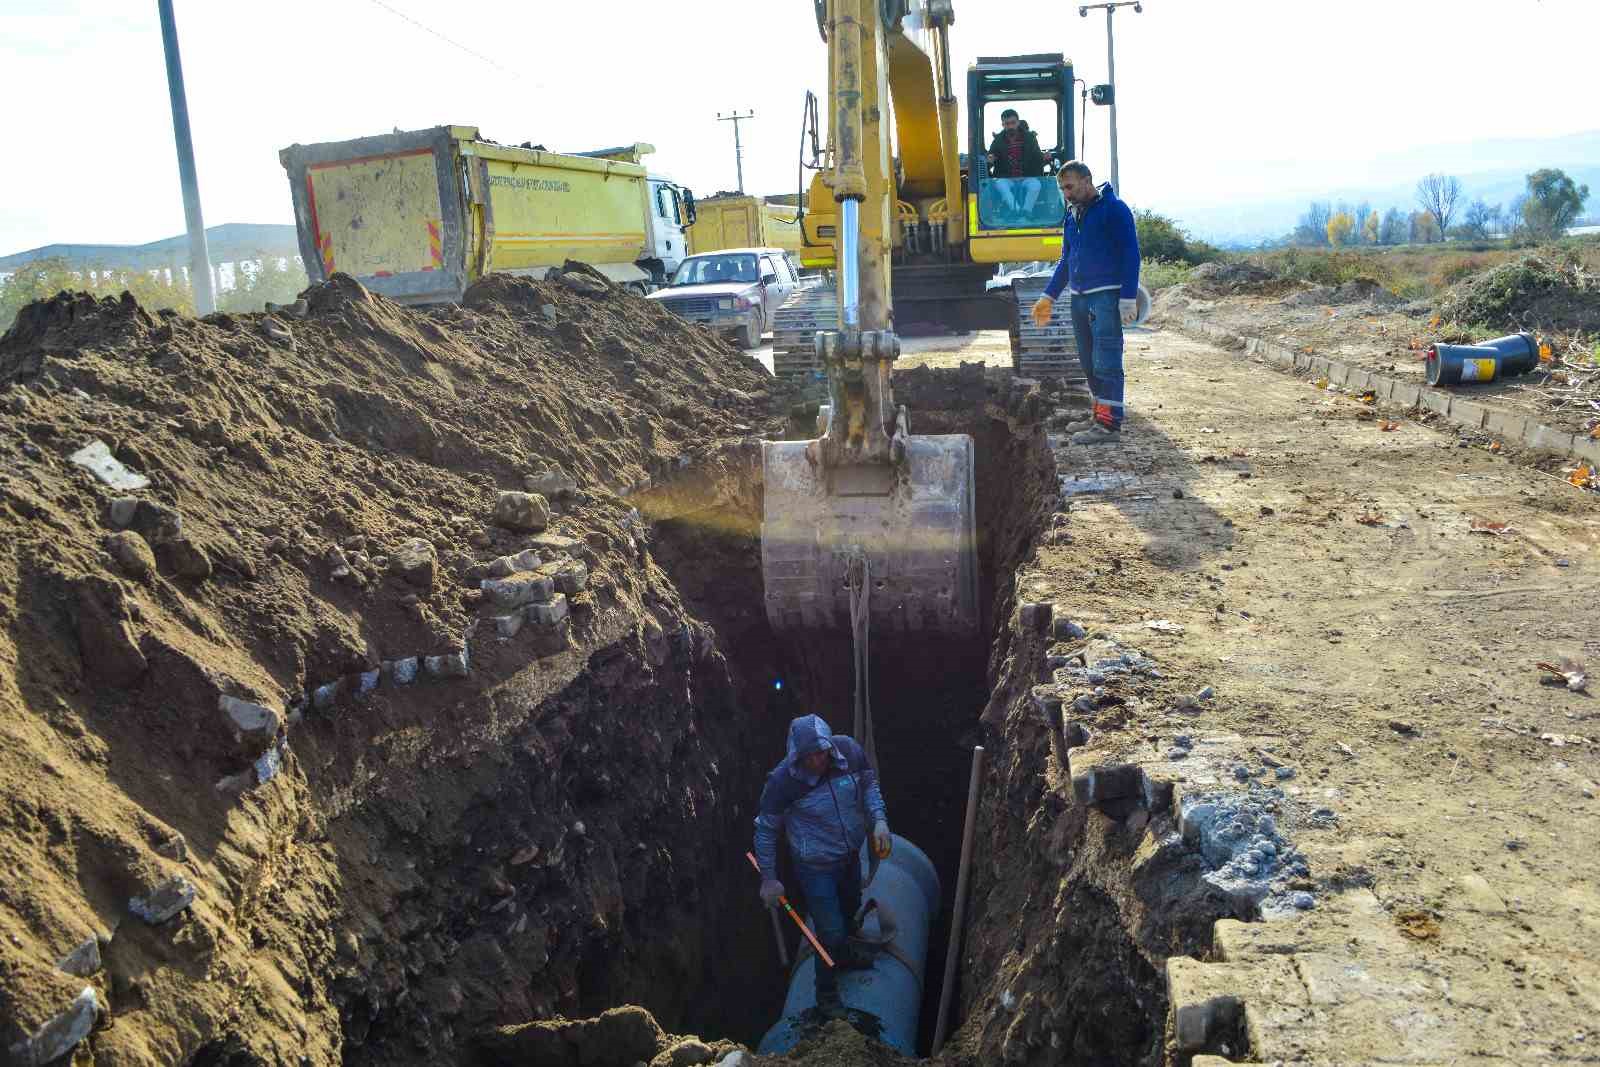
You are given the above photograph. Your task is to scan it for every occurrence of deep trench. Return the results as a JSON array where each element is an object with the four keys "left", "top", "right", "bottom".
[{"left": 636, "top": 371, "right": 1070, "bottom": 1056}]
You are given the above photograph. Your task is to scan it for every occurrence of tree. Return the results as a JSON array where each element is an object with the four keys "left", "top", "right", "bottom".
[
  {"left": 1293, "top": 201, "right": 1333, "bottom": 246},
  {"left": 1409, "top": 210, "right": 1441, "bottom": 244},
  {"left": 1460, "top": 199, "right": 1499, "bottom": 240},
  {"left": 1326, "top": 211, "right": 1356, "bottom": 246},
  {"left": 1133, "top": 210, "right": 1219, "bottom": 265},
  {"left": 1362, "top": 210, "right": 1381, "bottom": 245},
  {"left": 1352, "top": 201, "right": 1374, "bottom": 244},
  {"left": 1520, "top": 167, "right": 1591, "bottom": 239},
  {"left": 1416, "top": 173, "right": 1462, "bottom": 240},
  {"left": 1378, "top": 207, "right": 1407, "bottom": 245}
]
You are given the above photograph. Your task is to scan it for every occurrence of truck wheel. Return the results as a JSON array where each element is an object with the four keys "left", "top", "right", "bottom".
[{"left": 741, "top": 313, "right": 764, "bottom": 350}]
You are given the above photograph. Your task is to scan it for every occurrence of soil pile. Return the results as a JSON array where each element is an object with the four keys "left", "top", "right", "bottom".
[
  {"left": 1438, "top": 253, "right": 1600, "bottom": 334},
  {"left": 1182, "top": 261, "right": 1283, "bottom": 297},
  {"left": 0, "top": 273, "right": 784, "bottom": 1064}
]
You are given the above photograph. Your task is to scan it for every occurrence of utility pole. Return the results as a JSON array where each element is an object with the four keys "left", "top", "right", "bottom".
[
  {"left": 716, "top": 110, "right": 755, "bottom": 194},
  {"left": 157, "top": 0, "right": 215, "bottom": 315},
  {"left": 1080, "top": 2, "right": 1142, "bottom": 197}
]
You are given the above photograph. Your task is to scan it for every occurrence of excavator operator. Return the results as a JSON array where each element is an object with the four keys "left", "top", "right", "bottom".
[
  {"left": 986, "top": 108, "right": 1048, "bottom": 216},
  {"left": 753, "top": 715, "right": 892, "bottom": 1017}
]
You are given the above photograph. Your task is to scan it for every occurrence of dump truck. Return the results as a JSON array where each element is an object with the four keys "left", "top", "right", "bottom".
[
  {"left": 687, "top": 193, "right": 803, "bottom": 257},
  {"left": 279, "top": 126, "right": 695, "bottom": 304}
]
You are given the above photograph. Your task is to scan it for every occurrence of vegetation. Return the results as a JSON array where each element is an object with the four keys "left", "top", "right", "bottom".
[
  {"left": 1, "top": 255, "right": 308, "bottom": 333},
  {"left": 1134, "top": 210, "right": 1219, "bottom": 265}
]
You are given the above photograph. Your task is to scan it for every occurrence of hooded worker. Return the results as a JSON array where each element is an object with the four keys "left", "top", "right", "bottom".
[{"left": 753, "top": 714, "right": 891, "bottom": 1016}]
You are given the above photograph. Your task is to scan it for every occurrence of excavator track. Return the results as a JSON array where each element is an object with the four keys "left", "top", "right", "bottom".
[
  {"left": 1009, "top": 276, "right": 1086, "bottom": 387},
  {"left": 771, "top": 284, "right": 837, "bottom": 382}
]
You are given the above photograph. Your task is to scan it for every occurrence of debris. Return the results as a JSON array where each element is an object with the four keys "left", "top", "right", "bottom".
[
  {"left": 390, "top": 537, "right": 438, "bottom": 588},
  {"left": 1541, "top": 733, "right": 1593, "bottom": 747},
  {"left": 1333, "top": 741, "right": 1358, "bottom": 759},
  {"left": 1536, "top": 659, "right": 1588, "bottom": 692},
  {"left": 1145, "top": 619, "right": 1185, "bottom": 635},
  {"left": 55, "top": 936, "right": 102, "bottom": 977},
  {"left": 1469, "top": 519, "right": 1515, "bottom": 536},
  {"left": 1571, "top": 464, "right": 1595, "bottom": 489},
  {"left": 129, "top": 876, "right": 197, "bottom": 924},
  {"left": 1378, "top": 420, "right": 1401, "bottom": 431},
  {"left": 1356, "top": 512, "right": 1385, "bottom": 526},
  {"left": 68, "top": 439, "right": 149, "bottom": 490},
  {"left": 7, "top": 986, "right": 101, "bottom": 1066},
  {"left": 104, "top": 530, "right": 156, "bottom": 580},
  {"left": 493, "top": 490, "right": 551, "bottom": 532}
]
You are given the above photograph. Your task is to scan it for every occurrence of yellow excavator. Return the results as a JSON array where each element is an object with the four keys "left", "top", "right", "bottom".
[{"left": 763, "top": 0, "right": 1073, "bottom": 635}]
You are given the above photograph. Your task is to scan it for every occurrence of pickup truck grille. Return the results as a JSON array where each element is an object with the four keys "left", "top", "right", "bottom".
[{"left": 659, "top": 296, "right": 720, "bottom": 318}]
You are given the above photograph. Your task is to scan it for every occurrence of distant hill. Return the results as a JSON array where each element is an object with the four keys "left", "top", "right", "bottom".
[
  {"left": 1157, "top": 129, "right": 1600, "bottom": 247},
  {"left": 0, "top": 223, "right": 300, "bottom": 271}
]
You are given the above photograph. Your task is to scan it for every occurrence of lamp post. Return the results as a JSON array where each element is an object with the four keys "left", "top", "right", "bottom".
[
  {"left": 716, "top": 110, "right": 756, "bottom": 194},
  {"left": 156, "top": 0, "right": 215, "bottom": 315},
  {"left": 1079, "top": 1, "right": 1142, "bottom": 197}
]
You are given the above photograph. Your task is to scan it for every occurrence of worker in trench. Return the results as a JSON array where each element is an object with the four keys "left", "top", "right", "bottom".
[
  {"left": 754, "top": 714, "right": 892, "bottom": 1018},
  {"left": 1031, "top": 160, "right": 1142, "bottom": 445}
]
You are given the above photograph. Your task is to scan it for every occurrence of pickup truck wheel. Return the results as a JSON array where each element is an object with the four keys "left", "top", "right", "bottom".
[{"left": 741, "top": 313, "right": 764, "bottom": 350}]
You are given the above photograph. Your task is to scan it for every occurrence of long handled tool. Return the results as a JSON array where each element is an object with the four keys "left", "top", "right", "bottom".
[{"left": 746, "top": 852, "right": 834, "bottom": 968}]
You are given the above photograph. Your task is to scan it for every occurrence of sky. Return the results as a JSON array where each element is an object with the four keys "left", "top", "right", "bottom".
[{"left": 3, "top": 0, "right": 1599, "bottom": 253}]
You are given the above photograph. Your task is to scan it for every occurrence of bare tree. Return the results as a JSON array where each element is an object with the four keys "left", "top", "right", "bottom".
[
  {"left": 1461, "top": 199, "right": 1499, "bottom": 240},
  {"left": 1293, "top": 201, "right": 1333, "bottom": 246},
  {"left": 1416, "top": 173, "right": 1463, "bottom": 241}
]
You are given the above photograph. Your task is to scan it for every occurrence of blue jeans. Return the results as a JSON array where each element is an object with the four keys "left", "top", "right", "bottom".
[
  {"left": 1070, "top": 290, "right": 1126, "bottom": 429},
  {"left": 796, "top": 859, "right": 861, "bottom": 997}
]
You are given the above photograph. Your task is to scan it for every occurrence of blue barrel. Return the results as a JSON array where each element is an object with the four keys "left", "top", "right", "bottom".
[
  {"left": 757, "top": 835, "right": 941, "bottom": 1056},
  {"left": 1426, "top": 333, "right": 1538, "bottom": 385}
]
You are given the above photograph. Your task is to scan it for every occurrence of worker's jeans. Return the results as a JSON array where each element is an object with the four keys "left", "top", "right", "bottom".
[
  {"left": 1070, "top": 290, "right": 1126, "bottom": 429},
  {"left": 994, "top": 177, "right": 1042, "bottom": 215},
  {"left": 797, "top": 858, "right": 861, "bottom": 999}
]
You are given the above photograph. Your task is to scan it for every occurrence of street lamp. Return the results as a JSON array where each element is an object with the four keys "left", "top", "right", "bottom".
[{"left": 1080, "top": 1, "right": 1143, "bottom": 198}]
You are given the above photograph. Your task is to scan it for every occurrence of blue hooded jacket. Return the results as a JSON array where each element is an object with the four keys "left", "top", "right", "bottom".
[
  {"left": 1043, "top": 182, "right": 1141, "bottom": 301},
  {"left": 753, "top": 715, "right": 887, "bottom": 877}
]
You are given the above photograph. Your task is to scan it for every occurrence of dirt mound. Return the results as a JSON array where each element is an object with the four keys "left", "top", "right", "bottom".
[
  {"left": 1438, "top": 253, "right": 1600, "bottom": 333},
  {"left": 1185, "top": 260, "right": 1282, "bottom": 297},
  {"left": 472, "top": 1005, "right": 745, "bottom": 1067},
  {"left": 1280, "top": 278, "right": 1403, "bottom": 308},
  {"left": 0, "top": 274, "right": 785, "bottom": 1064}
]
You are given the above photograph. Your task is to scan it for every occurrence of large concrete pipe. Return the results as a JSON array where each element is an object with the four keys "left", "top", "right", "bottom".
[{"left": 756, "top": 835, "right": 941, "bottom": 1056}]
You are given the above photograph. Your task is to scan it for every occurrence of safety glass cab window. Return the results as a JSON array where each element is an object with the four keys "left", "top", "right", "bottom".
[{"left": 976, "top": 98, "right": 1065, "bottom": 231}]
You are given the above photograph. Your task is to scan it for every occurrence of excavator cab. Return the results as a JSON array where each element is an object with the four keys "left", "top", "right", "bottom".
[{"left": 966, "top": 54, "right": 1075, "bottom": 254}]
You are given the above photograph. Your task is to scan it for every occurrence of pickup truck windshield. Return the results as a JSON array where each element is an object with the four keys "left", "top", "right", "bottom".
[{"left": 671, "top": 254, "right": 758, "bottom": 286}]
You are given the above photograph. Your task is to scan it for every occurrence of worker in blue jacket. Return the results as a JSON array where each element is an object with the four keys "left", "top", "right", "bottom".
[
  {"left": 754, "top": 714, "right": 890, "bottom": 1016},
  {"left": 1030, "top": 161, "right": 1142, "bottom": 445}
]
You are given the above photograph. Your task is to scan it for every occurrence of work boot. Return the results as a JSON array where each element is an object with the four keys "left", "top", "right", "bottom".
[
  {"left": 815, "top": 989, "right": 846, "bottom": 1019},
  {"left": 1070, "top": 424, "right": 1121, "bottom": 446},
  {"left": 1057, "top": 416, "right": 1097, "bottom": 434}
]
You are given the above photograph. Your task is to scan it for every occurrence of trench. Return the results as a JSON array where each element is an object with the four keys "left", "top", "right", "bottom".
[{"left": 324, "top": 366, "right": 1204, "bottom": 1066}]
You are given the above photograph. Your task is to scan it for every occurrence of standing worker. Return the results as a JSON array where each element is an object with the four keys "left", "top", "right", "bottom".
[
  {"left": 753, "top": 715, "right": 891, "bottom": 1018},
  {"left": 1030, "top": 161, "right": 1141, "bottom": 445}
]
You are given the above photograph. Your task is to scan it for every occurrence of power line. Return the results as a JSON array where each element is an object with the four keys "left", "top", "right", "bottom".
[{"left": 360, "top": 0, "right": 534, "bottom": 84}]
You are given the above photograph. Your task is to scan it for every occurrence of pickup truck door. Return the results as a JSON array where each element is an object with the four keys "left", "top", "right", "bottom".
[{"left": 759, "top": 255, "right": 792, "bottom": 321}]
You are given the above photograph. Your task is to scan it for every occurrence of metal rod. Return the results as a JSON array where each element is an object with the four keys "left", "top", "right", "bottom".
[
  {"left": 932, "top": 745, "right": 986, "bottom": 1055},
  {"left": 156, "top": 0, "right": 215, "bottom": 316},
  {"left": 1105, "top": 6, "right": 1119, "bottom": 196},
  {"left": 768, "top": 905, "right": 790, "bottom": 967},
  {"left": 840, "top": 198, "right": 860, "bottom": 328}
]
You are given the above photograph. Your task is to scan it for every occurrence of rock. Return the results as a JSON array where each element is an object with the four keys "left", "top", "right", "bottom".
[
  {"left": 527, "top": 532, "right": 582, "bottom": 554},
  {"left": 1291, "top": 891, "right": 1316, "bottom": 910},
  {"left": 425, "top": 650, "right": 470, "bottom": 679},
  {"left": 715, "top": 1053, "right": 752, "bottom": 1067},
  {"left": 56, "top": 936, "right": 102, "bottom": 977},
  {"left": 218, "top": 695, "right": 281, "bottom": 758},
  {"left": 155, "top": 833, "right": 187, "bottom": 861},
  {"left": 105, "top": 531, "right": 156, "bottom": 580},
  {"left": 524, "top": 469, "right": 577, "bottom": 498},
  {"left": 494, "top": 613, "right": 526, "bottom": 638},
  {"left": 160, "top": 538, "right": 213, "bottom": 579},
  {"left": 1052, "top": 617, "right": 1088, "bottom": 641},
  {"left": 75, "top": 578, "right": 147, "bottom": 686},
  {"left": 487, "top": 549, "right": 541, "bottom": 578},
  {"left": 526, "top": 594, "right": 570, "bottom": 628},
  {"left": 552, "top": 561, "right": 589, "bottom": 595},
  {"left": 557, "top": 271, "right": 609, "bottom": 296},
  {"left": 666, "top": 1038, "right": 716, "bottom": 1066},
  {"left": 325, "top": 545, "right": 352, "bottom": 580},
  {"left": 390, "top": 537, "right": 437, "bottom": 588},
  {"left": 493, "top": 490, "right": 550, "bottom": 532},
  {"left": 7, "top": 986, "right": 100, "bottom": 1066},
  {"left": 129, "top": 876, "right": 197, "bottom": 924},
  {"left": 254, "top": 744, "right": 283, "bottom": 785},
  {"left": 106, "top": 497, "right": 141, "bottom": 528},
  {"left": 264, "top": 297, "right": 309, "bottom": 319},
  {"left": 69, "top": 439, "right": 149, "bottom": 490},
  {"left": 481, "top": 573, "right": 556, "bottom": 612}
]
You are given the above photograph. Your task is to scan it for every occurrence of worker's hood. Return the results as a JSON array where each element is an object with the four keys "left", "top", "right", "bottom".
[
  {"left": 784, "top": 714, "right": 845, "bottom": 782},
  {"left": 648, "top": 281, "right": 761, "bottom": 300}
]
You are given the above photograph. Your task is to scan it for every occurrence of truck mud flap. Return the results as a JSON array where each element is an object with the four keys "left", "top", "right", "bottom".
[{"left": 761, "top": 435, "right": 978, "bottom": 634}]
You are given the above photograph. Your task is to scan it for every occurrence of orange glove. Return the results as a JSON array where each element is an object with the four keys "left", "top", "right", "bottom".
[{"left": 1030, "top": 296, "right": 1054, "bottom": 328}]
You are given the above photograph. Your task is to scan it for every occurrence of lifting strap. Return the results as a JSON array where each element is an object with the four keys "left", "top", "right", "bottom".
[{"left": 846, "top": 547, "right": 877, "bottom": 772}]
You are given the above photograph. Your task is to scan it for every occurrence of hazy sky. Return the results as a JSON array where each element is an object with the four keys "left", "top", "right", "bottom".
[{"left": 3, "top": 0, "right": 1597, "bottom": 252}]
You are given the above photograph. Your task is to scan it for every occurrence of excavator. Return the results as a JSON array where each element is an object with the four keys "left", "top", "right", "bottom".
[{"left": 763, "top": 0, "right": 1073, "bottom": 635}]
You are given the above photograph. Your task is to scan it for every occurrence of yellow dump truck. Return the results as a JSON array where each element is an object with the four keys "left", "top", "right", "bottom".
[
  {"left": 279, "top": 126, "right": 695, "bottom": 304},
  {"left": 687, "top": 193, "right": 802, "bottom": 257}
]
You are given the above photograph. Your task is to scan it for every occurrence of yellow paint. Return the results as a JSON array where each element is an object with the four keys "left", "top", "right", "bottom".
[
  {"left": 688, "top": 194, "right": 802, "bottom": 256},
  {"left": 307, "top": 150, "right": 442, "bottom": 277},
  {"left": 964, "top": 193, "right": 1061, "bottom": 264},
  {"left": 884, "top": 30, "right": 946, "bottom": 199},
  {"left": 475, "top": 153, "right": 647, "bottom": 271}
]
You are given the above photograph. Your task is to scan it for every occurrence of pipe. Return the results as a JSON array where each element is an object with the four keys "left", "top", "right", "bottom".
[
  {"left": 156, "top": 0, "right": 216, "bottom": 316},
  {"left": 840, "top": 197, "right": 861, "bottom": 328},
  {"left": 757, "top": 835, "right": 940, "bottom": 1056},
  {"left": 932, "top": 745, "right": 985, "bottom": 1055}
]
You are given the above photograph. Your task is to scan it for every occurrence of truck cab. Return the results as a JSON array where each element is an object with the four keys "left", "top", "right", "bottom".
[{"left": 645, "top": 177, "right": 696, "bottom": 289}]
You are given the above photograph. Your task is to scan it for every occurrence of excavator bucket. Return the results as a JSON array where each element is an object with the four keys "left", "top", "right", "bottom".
[{"left": 761, "top": 435, "right": 978, "bottom": 634}]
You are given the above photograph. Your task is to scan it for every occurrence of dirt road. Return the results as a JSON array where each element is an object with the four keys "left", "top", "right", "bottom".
[{"left": 954, "top": 324, "right": 1600, "bottom": 1062}]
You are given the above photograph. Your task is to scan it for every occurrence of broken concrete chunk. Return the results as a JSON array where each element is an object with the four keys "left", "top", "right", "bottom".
[
  {"left": 69, "top": 439, "right": 149, "bottom": 490},
  {"left": 254, "top": 743, "right": 283, "bottom": 786},
  {"left": 390, "top": 537, "right": 437, "bottom": 588},
  {"left": 524, "top": 469, "right": 577, "bottom": 498},
  {"left": 526, "top": 593, "right": 570, "bottom": 627},
  {"left": 104, "top": 530, "right": 156, "bottom": 580},
  {"left": 388, "top": 657, "right": 419, "bottom": 686},
  {"left": 526, "top": 532, "right": 581, "bottom": 555},
  {"left": 492, "top": 490, "right": 550, "bottom": 532},
  {"left": 493, "top": 613, "right": 526, "bottom": 638},
  {"left": 553, "top": 561, "right": 589, "bottom": 595},
  {"left": 129, "top": 876, "right": 196, "bottom": 924},
  {"left": 55, "top": 937, "right": 102, "bottom": 977},
  {"left": 106, "top": 496, "right": 141, "bottom": 528},
  {"left": 7, "top": 986, "right": 100, "bottom": 1067},
  {"left": 481, "top": 573, "right": 556, "bottom": 612},
  {"left": 218, "top": 695, "right": 281, "bottom": 757},
  {"left": 160, "top": 537, "right": 213, "bottom": 579},
  {"left": 425, "top": 650, "right": 470, "bottom": 679},
  {"left": 486, "top": 548, "right": 541, "bottom": 578}
]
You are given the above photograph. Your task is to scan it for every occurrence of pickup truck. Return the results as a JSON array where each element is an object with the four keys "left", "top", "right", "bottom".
[{"left": 647, "top": 246, "right": 799, "bottom": 349}]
